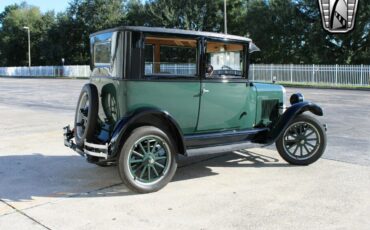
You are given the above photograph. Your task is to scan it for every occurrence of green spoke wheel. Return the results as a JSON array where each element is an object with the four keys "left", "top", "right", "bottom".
[
  {"left": 276, "top": 114, "right": 327, "bottom": 165},
  {"left": 118, "top": 126, "right": 177, "bottom": 193},
  {"left": 128, "top": 136, "right": 171, "bottom": 184}
]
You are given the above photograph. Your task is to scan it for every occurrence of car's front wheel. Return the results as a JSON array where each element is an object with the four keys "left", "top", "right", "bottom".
[
  {"left": 276, "top": 114, "right": 327, "bottom": 165},
  {"left": 118, "top": 126, "right": 177, "bottom": 193}
]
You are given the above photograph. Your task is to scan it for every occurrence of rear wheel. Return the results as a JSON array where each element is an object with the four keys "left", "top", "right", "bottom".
[
  {"left": 118, "top": 126, "right": 177, "bottom": 193},
  {"left": 276, "top": 114, "right": 327, "bottom": 165}
]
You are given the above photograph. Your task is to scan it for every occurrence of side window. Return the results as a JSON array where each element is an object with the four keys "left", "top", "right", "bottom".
[
  {"left": 91, "top": 32, "right": 123, "bottom": 78},
  {"left": 94, "top": 41, "right": 111, "bottom": 66},
  {"left": 144, "top": 36, "right": 197, "bottom": 77},
  {"left": 206, "top": 41, "right": 244, "bottom": 79}
]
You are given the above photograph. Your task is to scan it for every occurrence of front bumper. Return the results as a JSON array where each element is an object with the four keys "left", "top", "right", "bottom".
[{"left": 63, "top": 125, "right": 109, "bottom": 159}]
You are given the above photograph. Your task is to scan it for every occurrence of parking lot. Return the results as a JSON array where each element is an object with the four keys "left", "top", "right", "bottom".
[{"left": 1, "top": 78, "right": 370, "bottom": 229}]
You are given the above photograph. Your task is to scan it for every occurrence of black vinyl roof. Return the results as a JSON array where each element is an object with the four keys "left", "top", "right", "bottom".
[{"left": 91, "top": 26, "right": 252, "bottom": 42}]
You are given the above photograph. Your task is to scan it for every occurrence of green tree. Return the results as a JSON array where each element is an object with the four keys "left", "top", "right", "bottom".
[
  {"left": 60, "top": 0, "right": 125, "bottom": 64},
  {"left": 124, "top": 0, "right": 148, "bottom": 26},
  {"left": 329, "top": 2, "right": 370, "bottom": 64},
  {"left": 0, "top": 3, "right": 54, "bottom": 66},
  {"left": 244, "top": 0, "right": 310, "bottom": 63},
  {"left": 244, "top": 0, "right": 370, "bottom": 64},
  {"left": 1, "top": 0, "right": 370, "bottom": 66},
  {"left": 136, "top": 0, "right": 224, "bottom": 31},
  {"left": 0, "top": 4, "right": 20, "bottom": 66}
]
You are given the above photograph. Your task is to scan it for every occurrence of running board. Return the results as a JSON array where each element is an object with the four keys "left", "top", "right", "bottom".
[{"left": 185, "top": 142, "right": 262, "bottom": 157}]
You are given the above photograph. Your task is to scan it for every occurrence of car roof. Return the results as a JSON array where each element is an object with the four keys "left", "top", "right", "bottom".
[{"left": 91, "top": 26, "right": 252, "bottom": 43}]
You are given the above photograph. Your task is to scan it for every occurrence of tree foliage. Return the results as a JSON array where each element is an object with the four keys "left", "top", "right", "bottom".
[
  {"left": 0, "top": 0, "right": 369, "bottom": 66},
  {"left": 0, "top": 3, "right": 55, "bottom": 66}
]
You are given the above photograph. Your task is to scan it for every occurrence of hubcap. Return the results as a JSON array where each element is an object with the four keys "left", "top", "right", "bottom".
[
  {"left": 282, "top": 121, "right": 321, "bottom": 160},
  {"left": 127, "top": 135, "right": 171, "bottom": 185}
]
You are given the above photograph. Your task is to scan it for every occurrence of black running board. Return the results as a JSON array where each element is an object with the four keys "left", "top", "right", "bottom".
[{"left": 185, "top": 142, "right": 263, "bottom": 157}]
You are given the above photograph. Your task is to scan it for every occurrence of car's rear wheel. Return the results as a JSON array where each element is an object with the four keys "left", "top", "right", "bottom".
[
  {"left": 74, "top": 84, "right": 99, "bottom": 147},
  {"left": 276, "top": 114, "right": 327, "bottom": 165},
  {"left": 118, "top": 126, "right": 177, "bottom": 193}
]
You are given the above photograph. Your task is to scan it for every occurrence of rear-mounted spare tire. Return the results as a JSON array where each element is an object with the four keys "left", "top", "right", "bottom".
[{"left": 74, "top": 84, "right": 99, "bottom": 148}]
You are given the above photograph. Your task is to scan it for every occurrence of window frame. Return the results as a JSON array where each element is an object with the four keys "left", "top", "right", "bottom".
[
  {"left": 141, "top": 33, "right": 201, "bottom": 80},
  {"left": 91, "top": 32, "right": 114, "bottom": 70},
  {"left": 203, "top": 38, "right": 249, "bottom": 81},
  {"left": 93, "top": 40, "right": 112, "bottom": 67}
]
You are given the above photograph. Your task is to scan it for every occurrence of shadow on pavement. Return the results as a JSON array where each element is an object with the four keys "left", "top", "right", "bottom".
[{"left": 0, "top": 150, "right": 292, "bottom": 201}]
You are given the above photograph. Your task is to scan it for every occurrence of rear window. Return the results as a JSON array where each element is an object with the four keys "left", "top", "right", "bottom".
[{"left": 94, "top": 41, "right": 111, "bottom": 66}]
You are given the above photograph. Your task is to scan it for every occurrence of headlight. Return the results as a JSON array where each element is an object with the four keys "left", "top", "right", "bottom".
[{"left": 290, "top": 93, "right": 304, "bottom": 105}]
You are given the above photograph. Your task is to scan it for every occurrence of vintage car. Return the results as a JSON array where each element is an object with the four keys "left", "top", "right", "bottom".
[{"left": 64, "top": 26, "right": 327, "bottom": 193}]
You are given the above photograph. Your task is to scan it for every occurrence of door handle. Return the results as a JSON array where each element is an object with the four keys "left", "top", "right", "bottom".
[{"left": 201, "top": 88, "right": 210, "bottom": 94}]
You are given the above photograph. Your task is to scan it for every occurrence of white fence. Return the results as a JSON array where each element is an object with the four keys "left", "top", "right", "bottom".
[
  {"left": 0, "top": 65, "right": 91, "bottom": 78},
  {"left": 1, "top": 64, "right": 370, "bottom": 86},
  {"left": 145, "top": 63, "right": 197, "bottom": 75},
  {"left": 250, "top": 64, "right": 370, "bottom": 86}
]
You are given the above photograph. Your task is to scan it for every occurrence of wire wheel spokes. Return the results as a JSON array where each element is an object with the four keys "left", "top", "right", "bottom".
[
  {"left": 283, "top": 121, "right": 321, "bottom": 160},
  {"left": 128, "top": 135, "right": 170, "bottom": 184}
]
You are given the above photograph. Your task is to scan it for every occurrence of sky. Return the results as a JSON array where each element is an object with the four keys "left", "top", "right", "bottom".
[{"left": 0, "top": 0, "right": 71, "bottom": 13}]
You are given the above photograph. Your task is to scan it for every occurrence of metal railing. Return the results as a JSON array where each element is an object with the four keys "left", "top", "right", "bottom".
[
  {"left": 1, "top": 64, "right": 370, "bottom": 86},
  {"left": 250, "top": 64, "right": 370, "bottom": 86},
  {"left": 145, "top": 63, "right": 197, "bottom": 75},
  {"left": 0, "top": 65, "right": 91, "bottom": 78}
]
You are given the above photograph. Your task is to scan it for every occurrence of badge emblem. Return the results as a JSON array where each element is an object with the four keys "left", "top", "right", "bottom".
[{"left": 318, "top": 0, "right": 359, "bottom": 33}]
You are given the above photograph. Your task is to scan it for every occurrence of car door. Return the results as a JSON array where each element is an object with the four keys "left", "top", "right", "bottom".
[
  {"left": 125, "top": 33, "right": 201, "bottom": 135},
  {"left": 196, "top": 40, "right": 257, "bottom": 132}
]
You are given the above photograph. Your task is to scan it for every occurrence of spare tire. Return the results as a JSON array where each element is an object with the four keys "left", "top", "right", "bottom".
[
  {"left": 101, "top": 83, "right": 119, "bottom": 124},
  {"left": 74, "top": 84, "right": 99, "bottom": 147}
]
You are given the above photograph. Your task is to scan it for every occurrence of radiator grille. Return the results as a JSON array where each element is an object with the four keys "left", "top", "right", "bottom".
[{"left": 261, "top": 99, "right": 279, "bottom": 121}]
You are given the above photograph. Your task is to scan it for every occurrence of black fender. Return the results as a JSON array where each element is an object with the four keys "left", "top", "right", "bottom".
[
  {"left": 109, "top": 108, "right": 186, "bottom": 158},
  {"left": 257, "top": 101, "right": 323, "bottom": 144}
]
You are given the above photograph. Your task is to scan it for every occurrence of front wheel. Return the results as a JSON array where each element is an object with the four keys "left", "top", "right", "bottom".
[
  {"left": 118, "top": 126, "right": 177, "bottom": 193},
  {"left": 276, "top": 114, "right": 327, "bottom": 165}
]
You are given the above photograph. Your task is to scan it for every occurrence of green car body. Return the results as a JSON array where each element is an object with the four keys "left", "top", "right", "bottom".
[
  {"left": 92, "top": 79, "right": 284, "bottom": 134},
  {"left": 64, "top": 26, "right": 326, "bottom": 193}
]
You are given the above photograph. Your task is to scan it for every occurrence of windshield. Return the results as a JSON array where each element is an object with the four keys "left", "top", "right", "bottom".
[{"left": 206, "top": 42, "right": 244, "bottom": 78}]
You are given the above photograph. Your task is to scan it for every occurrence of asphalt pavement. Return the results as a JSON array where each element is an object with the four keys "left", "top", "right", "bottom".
[{"left": 0, "top": 78, "right": 369, "bottom": 230}]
